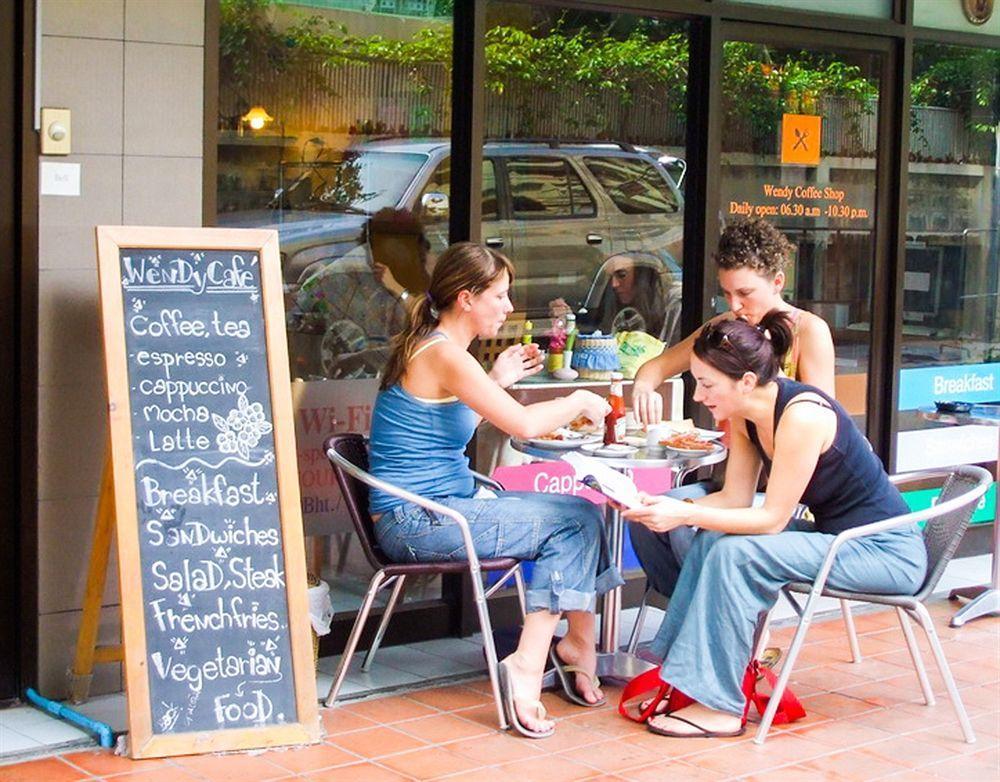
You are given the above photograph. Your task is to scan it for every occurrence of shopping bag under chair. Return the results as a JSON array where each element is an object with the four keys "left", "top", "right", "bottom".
[{"left": 618, "top": 660, "right": 805, "bottom": 725}]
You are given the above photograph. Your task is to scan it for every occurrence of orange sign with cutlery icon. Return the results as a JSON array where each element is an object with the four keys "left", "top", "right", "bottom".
[{"left": 781, "top": 114, "right": 822, "bottom": 165}]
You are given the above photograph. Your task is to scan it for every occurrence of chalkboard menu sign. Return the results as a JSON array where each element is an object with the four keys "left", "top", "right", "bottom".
[{"left": 96, "top": 227, "right": 318, "bottom": 758}]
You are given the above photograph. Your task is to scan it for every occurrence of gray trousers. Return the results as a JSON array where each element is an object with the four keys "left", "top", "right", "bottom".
[
  {"left": 627, "top": 482, "right": 711, "bottom": 598},
  {"left": 649, "top": 525, "right": 928, "bottom": 715}
]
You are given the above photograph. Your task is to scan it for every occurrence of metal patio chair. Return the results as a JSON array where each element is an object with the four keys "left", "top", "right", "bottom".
[
  {"left": 756, "top": 464, "right": 992, "bottom": 745},
  {"left": 322, "top": 433, "right": 526, "bottom": 730}
]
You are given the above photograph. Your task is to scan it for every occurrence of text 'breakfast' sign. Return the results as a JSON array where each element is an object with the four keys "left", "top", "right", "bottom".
[{"left": 97, "top": 227, "right": 318, "bottom": 759}]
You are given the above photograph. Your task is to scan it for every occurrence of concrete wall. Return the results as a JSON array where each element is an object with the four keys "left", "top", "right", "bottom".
[{"left": 36, "top": 0, "right": 204, "bottom": 698}]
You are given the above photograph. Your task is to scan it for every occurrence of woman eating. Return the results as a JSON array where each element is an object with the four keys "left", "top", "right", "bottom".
[
  {"left": 368, "top": 241, "right": 623, "bottom": 739},
  {"left": 622, "top": 310, "right": 926, "bottom": 738}
]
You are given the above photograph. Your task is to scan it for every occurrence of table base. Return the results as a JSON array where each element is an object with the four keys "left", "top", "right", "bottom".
[{"left": 949, "top": 585, "right": 1000, "bottom": 627}]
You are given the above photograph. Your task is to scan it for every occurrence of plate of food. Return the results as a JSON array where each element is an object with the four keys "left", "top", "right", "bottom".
[
  {"left": 659, "top": 431, "right": 722, "bottom": 456},
  {"left": 528, "top": 428, "right": 603, "bottom": 449},
  {"left": 580, "top": 442, "right": 638, "bottom": 458}
]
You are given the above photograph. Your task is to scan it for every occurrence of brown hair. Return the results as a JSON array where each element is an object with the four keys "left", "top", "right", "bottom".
[
  {"left": 714, "top": 217, "right": 794, "bottom": 278},
  {"left": 692, "top": 309, "right": 793, "bottom": 384},
  {"left": 380, "top": 242, "right": 514, "bottom": 390}
]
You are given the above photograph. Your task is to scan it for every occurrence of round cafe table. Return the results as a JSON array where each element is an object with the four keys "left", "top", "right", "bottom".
[
  {"left": 510, "top": 436, "right": 727, "bottom": 682},
  {"left": 919, "top": 406, "right": 1000, "bottom": 627}
]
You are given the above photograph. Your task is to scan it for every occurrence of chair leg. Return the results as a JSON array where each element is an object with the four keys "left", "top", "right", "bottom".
[
  {"left": 754, "top": 591, "right": 818, "bottom": 745},
  {"left": 325, "top": 571, "right": 387, "bottom": 708},
  {"left": 468, "top": 564, "right": 509, "bottom": 731},
  {"left": 361, "top": 576, "right": 406, "bottom": 672},
  {"left": 626, "top": 590, "right": 650, "bottom": 655},
  {"left": 911, "top": 602, "right": 976, "bottom": 743},
  {"left": 513, "top": 566, "right": 527, "bottom": 619},
  {"left": 752, "top": 607, "right": 775, "bottom": 662},
  {"left": 840, "top": 600, "right": 862, "bottom": 663},
  {"left": 897, "top": 607, "right": 935, "bottom": 706}
]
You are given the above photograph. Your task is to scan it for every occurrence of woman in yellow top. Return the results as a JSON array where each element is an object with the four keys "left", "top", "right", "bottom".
[
  {"left": 630, "top": 217, "right": 836, "bottom": 599},
  {"left": 632, "top": 217, "right": 835, "bottom": 425}
]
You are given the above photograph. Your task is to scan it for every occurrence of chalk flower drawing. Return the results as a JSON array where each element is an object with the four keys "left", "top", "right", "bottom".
[{"left": 213, "top": 393, "right": 272, "bottom": 460}]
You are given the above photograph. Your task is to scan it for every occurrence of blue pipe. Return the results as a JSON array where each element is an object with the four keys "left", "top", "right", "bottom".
[{"left": 24, "top": 688, "right": 115, "bottom": 749}]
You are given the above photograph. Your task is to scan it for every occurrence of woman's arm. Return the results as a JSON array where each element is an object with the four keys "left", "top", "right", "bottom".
[
  {"left": 795, "top": 313, "right": 836, "bottom": 397},
  {"left": 632, "top": 314, "right": 729, "bottom": 425},
  {"left": 624, "top": 402, "right": 833, "bottom": 535},
  {"left": 433, "top": 342, "right": 609, "bottom": 439}
]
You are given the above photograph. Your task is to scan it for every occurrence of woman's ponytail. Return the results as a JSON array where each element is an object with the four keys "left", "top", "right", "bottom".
[
  {"left": 380, "top": 293, "right": 439, "bottom": 390},
  {"left": 757, "top": 309, "right": 793, "bottom": 372}
]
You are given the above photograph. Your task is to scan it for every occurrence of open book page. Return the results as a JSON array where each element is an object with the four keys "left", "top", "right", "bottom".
[
  {"left": 561, "top": 452, "right": 644, "bottom": 508},
  {"left": 562, "top": 452, "right": 697, "bottom": 512}
]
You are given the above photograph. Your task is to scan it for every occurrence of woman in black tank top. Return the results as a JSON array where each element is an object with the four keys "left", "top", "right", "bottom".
[{"left": 622, "top": 310, "right": 927, "bottom": 739}]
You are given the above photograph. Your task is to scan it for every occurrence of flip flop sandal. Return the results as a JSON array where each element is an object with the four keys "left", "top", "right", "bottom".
[
  {"left": 646, "top": 713, "right": 746, "bottom": 739},
  {"left": 758, "top": 647, "right": 782, "bottom": 678},
  {"left": 498, "top": 660, "right": 555, "bottom": 739},
  {"left": 548, "top": 643, "right": 607, "bottom": 708}
]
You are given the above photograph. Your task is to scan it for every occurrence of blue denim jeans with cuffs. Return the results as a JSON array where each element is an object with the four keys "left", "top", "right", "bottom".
[{"left": 375, "top": 491, "right": 624, "bottom": 614}]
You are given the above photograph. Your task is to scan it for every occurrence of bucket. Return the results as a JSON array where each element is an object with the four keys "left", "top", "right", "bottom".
[{"left": 307, "top": 574, "right": 333, "bottom": 666}]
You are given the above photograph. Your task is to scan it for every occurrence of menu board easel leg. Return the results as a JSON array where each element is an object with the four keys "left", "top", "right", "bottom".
[{"left": 68, "top": 446, "right": 123, "bottom": 704}]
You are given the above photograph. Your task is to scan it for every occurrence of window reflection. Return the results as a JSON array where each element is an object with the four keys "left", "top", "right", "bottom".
[
  {"left": 482, "top": 4, "right": 688, "bottom": 351},
  {"left": 895, "top": 43, "right": 999, "bottom": 473},
  {"left": 216, "top": 0, "right": 454, "bottom": 609},
  {"left": 720, "top": 43, "right": 882, "bottom": 425}
]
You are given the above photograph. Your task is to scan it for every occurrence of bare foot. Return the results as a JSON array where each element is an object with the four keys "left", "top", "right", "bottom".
[
  {"left": 647, "top": 702, "right": 743, "bottom": 737},
  {"left": 555, "top": 636, "right": 603, "bottom": 705},
  {"left": 502, "top": 653, "right": 554, "bottom": 734}
]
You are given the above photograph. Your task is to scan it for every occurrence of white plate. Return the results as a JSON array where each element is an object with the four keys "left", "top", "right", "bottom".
[
  {"left": 622, "top": 434, "right": 647, "bottom": 447},
  {"left": 663, "top": 442, "right": 723, "bottom": 457},
  {"left": 581, "top": 443, "right": 638, "bottom": 458},
  {"left": 527, "top": 430, "right": 602, "bottom": 450},
  {"left": 653, "top": 426, "right": 724, "bottom": 440}
]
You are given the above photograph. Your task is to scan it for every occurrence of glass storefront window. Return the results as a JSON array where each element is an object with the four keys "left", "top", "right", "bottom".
[
  {"left": 216, "top": 0, "right": 454, "bottom": 611},
  {"left": 481, "top": 4, "right": 688, "bottom": 350},
  {"left": 729, "top": 0, "right": 891, "bottom": 19},
  {"left": 719, "top": 42, "right": 883, "bottom": 426},
  {"left": 895, "top": 43, "right": 999, "bottom": 475}
]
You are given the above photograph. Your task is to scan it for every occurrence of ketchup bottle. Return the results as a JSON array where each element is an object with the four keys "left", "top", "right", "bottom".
[{"left": 604, "top": 371, "right": 626, "bottom": 445}]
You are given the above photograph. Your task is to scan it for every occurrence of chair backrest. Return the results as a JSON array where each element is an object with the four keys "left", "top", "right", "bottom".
[
  {"left": 914, "top": 464, "right": 989, "bottom": 600},
  {"left": 324, "top": 433, "right": 390, "bottom": 570}
]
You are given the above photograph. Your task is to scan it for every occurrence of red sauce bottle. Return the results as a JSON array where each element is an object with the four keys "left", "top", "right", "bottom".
[{"left": 604, "top": 372, "right": 626, "bottom": 445}]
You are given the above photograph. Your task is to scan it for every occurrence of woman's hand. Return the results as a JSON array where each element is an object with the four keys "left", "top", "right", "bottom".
[
  {"left": 489, "top": 343, "right": 543, "bottom": 388},
  {"left": 548, "top": 297, "right": 572, "bottom": 319},
  {"left": 622, "top": 492, "right": 696, "bottom": 532},
  {"left": 572, "top": 389, "right": 612, "bottom": 427},
  {"left": 631, "top": 381, "right": 663, "bottom": 426},
  {"left": 372, "top": 261, "right": 404, "bottom": 299}
]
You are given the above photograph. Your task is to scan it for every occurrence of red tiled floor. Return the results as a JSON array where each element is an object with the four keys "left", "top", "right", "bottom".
[
  {"left": 0, "top": 758, "right": 89, "bottom": 782},
  {"left": 60, "top": 750, "right": 166, "bottom": 777},
  {"left": 0, "top": 599, "right": 995, "bottom": 782}
]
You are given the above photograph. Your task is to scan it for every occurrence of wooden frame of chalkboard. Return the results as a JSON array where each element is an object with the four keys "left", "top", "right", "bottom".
[{"left": 95, "top": 226, "right": 319, "bottom": 758}]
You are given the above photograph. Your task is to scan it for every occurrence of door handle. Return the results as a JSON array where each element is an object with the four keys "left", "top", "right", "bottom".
[
  {"left": 586, "top": 233, "right": 603, "bottom": 245},
  {"left": 485, "top": 237, "right": 504, "bottom": 248}
]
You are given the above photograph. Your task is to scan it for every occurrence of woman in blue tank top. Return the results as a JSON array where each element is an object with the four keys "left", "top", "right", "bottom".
[
  {"left": 369, "top": 242, "right": 624, "bottom": 739},
  {"left": 622, "top": 310, "right": 927, "bottom": 739}
]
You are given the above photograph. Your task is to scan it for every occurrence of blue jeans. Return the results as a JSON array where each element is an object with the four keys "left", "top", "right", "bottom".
[
  {"left": 649, "top": 524, "right": 928, "bottom": 715},
  {"left": 628, "top": 482, "right": 713, "bottom": 598},
  {"left": 375, "top": 491, "right": 625, "bottom": 614}
]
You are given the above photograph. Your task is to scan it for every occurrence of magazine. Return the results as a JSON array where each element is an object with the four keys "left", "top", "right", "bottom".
[{"left": 562, "top": 452, "right": 688, "bottom": 512}]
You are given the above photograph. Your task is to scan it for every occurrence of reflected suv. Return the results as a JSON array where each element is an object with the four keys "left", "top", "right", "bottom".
[{"left": 223, "top": 139, "right": 685, "bottom": 318}]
